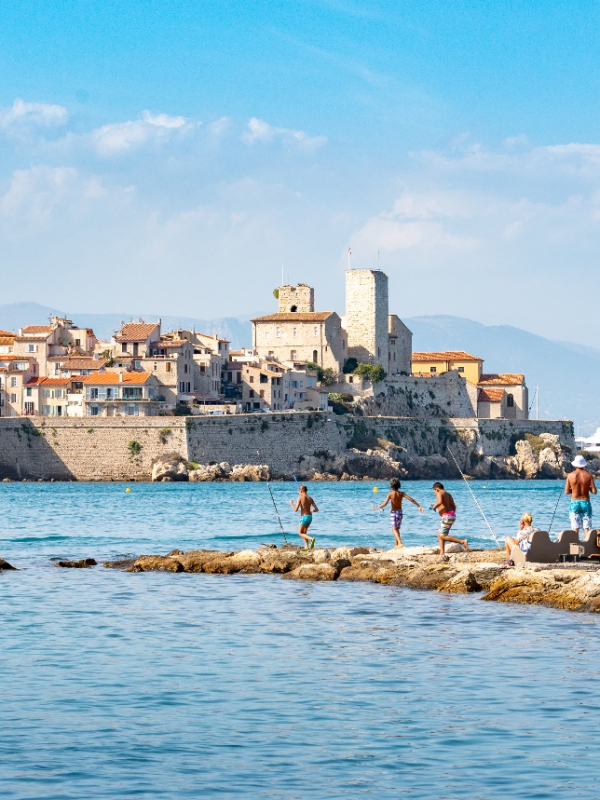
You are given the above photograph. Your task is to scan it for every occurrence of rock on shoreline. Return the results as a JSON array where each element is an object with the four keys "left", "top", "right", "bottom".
[{"left": 150, "top": 432, "right": 576, "bottom": 483}]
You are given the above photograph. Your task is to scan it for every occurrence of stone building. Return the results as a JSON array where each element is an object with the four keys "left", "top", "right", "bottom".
[
  {"left": 251, "top": 269, "right": 412, "bottom": 376},
  {"left": 252, "top": 310, "right": 347, "bottom": 373},
  {"left": 412, "top": 351, "right": 529, "bottom": 420}
]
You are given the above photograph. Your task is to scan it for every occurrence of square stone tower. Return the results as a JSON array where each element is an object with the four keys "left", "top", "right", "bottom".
[
  {"left": 344, "top": 269, "right": 389, "bottom": 366},
  {"left": 277, "top": 284, "right": 314, "bottom": 313}
]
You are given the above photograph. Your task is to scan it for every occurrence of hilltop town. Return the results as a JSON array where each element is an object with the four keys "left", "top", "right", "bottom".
[{"left": 0, "top": 269, "right": 530, "bottom": 423}]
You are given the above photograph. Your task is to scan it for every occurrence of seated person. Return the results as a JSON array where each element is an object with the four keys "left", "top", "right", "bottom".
[{"left": 504, "top": 513, "right": 538, "bottom": 560}]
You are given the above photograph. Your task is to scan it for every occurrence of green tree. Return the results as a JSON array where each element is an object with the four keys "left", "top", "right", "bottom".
[{"left": 353, "top": 363, "right": 387, "bottom": 383}]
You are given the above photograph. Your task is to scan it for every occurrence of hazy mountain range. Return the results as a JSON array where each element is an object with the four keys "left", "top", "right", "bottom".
[{"left": 0, "top": 303, "right": 596, "bottom": 433}]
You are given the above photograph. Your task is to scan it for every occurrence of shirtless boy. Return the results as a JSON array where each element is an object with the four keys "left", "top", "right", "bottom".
[
  {"left": 290, "top": 484, "right": 319, "bottom": 550},
  {"left": 377, "top": 477, "right": 424, "bottom": 547},
  {"left": 565, "top": 455, "right": 597, "bottom": 534},
  {"left": 432, "top": 482, "right": 468, "bottom": 555}
]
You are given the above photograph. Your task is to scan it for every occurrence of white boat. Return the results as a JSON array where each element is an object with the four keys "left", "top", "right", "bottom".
[{"left": 575, "top": 427, "right": 600, "bottom": 453}]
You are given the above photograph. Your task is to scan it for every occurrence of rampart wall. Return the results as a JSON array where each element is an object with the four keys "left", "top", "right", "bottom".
[{"left": 0, "top": 414, "right": 574, "bottom": 481}]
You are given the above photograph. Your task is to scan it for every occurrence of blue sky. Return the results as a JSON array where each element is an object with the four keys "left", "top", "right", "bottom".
[{"left": 1, "top": 0, "right": 600, "bottom": 343}]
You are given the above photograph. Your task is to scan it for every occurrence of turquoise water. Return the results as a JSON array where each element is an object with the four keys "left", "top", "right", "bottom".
[
  {"left": 2, "top": 480, "right": 600, "bottom": 799},
  {"left": 0, "top": 479, "right": 573, "bottom": 560}
]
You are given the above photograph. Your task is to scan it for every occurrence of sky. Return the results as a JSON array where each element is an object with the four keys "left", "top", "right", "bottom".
[{"left": 1, "top": 0, "right": 600, "bottom": 344}]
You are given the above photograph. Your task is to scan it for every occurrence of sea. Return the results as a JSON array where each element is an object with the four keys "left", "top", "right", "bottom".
[{"left": 2, "top": 479, "right": 600, "bottom": 799}]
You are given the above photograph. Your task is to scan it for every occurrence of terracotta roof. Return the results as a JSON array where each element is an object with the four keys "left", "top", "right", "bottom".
[
  {"left": 26, "top": 377, "right": 72, "bottom": 387},
  {"left": 412, "top": 351, "right": 483, "bottom": 363},
  {"left": 479, "top": 373, "right": 525, "bottom": 386},
  {"left": 82, "top": 371, "right": 153, "bottom": 385},
  {"left": 0, "top": 331, "right": 15, "bottom": 339},
  {"left": 478, "top": 388, "right": 505, "bottom": 403},
  {"left": 251, "top": 312, "right": 334, "bottom": 323},
  {"left": 60, "top": 358, "right": 108, "bottom": 371},
  {"left": 20, "top": 325, "right": 52, "bottom": 335},
  {"left": 0, "top": 355, "right": 32, "bottom": 362},
  {"left": 114, "top": 322, "right": 159, "bottom": 342}
]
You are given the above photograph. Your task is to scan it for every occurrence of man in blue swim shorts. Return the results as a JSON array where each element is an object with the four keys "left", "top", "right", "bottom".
[
  {"left": 290, "top": 484, "right": 319, "bottom": 550},
  {"left": 566, "top": 455, "right": 597, "bottom": 534}
]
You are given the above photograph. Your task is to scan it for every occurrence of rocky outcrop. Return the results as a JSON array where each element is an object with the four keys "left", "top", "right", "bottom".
[
  {"left": 189, "top": 463, "right": 270, "bottom": 481},
  {"left": 0, "top": 557, "right": 17, "bottom": 571},
  {"left": 54, "top": 558, "right": 97, "bottom": 568},
  {"left": 151, "top": 454, "right": 189, "bottom": 482}
]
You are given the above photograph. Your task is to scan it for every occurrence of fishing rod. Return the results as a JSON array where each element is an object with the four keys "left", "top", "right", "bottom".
[
  {"left": 547, "top": 488, "right": 564, "bottom": 536},
  {"left": 258, "top": 450, "right": 288, "bottom": 544},
  {"left": 447, "top": 446, "right": 500, "bottom": 547}
]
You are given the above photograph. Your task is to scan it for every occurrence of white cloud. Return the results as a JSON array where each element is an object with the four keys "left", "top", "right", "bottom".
[
  {"left": 241, "top": 117, "right": 327, "bottom": 150},
  {"left": 87, "top": 110, "right": 193, "bottom": 157},
  {"left": 0, "top": 98, "right": 68, "bottom": 129}
]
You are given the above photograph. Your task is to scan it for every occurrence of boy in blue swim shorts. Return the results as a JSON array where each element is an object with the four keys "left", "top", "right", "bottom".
[
  {"left": 566, "top": 455, "right": 597, "bottom": 534},
  {"left": 290, "top": 484, "right": 319, "bottom": 550}
]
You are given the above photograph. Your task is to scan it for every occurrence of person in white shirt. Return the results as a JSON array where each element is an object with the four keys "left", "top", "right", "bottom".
[{"left": 504, "top": 512, "right": 538, "bottom": 559}]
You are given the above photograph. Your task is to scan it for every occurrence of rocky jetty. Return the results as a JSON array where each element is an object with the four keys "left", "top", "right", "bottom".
[
  {"left": 103, "top": 544, "right": 600, "bottom": 613},
  {"left": 4, "top": 545, "right": 600, "bottom": 612}
]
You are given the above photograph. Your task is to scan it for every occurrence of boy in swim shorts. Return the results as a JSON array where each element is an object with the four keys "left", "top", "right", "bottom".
[
  {"left": 290, "top": 484, "right": 319, "bottom": 550},
  {"left": 432, "top": 482, "right": 468, "bottom": 556},
  {"left": 377, "top": 477, "right": 424, "bottom": 547}
]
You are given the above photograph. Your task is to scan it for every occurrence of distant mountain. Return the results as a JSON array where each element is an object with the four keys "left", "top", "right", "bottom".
[
  {"left": 0, "top": 302, "right": 253, "bottom": 350},
  {"left": 1, "top": 304, "right": 597, "bottom": 432},
  {"left": 406, "top": 315, "right": 597, "bottom": 434}
]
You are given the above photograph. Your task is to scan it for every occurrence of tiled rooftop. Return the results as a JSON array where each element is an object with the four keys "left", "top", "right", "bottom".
[
  {"left": 478, "top": 388, "right": 505, "bottom": 403},
  {"left": 82, "top": 371, "right": 153, "bottom": 385},
  {"left": 60, "top": 358, "right": 108, "bottom": 370},
  {"left": 251, "top": 312, "right": 334, "bottom": 322},
  {"left": 479, "top": 373, "right": 525, "bottom": 386},
  {"left": 412, "top": 351, "right": 483, "bottom": 362},
  {"left": 114, "top": 322, "right": 159, "bottom": 342}
]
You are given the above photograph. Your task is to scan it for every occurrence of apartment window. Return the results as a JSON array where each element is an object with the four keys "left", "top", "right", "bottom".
[
  {"left": 507, "top": 394, "right": 515, "bottom": 408},
  {"left": 260, "top": 390, "right": 265, "bottom": 399},
  {"left": 166, "top": 362, "right": 172, "bottom": 373},
  {"left": 10, "top": 394, "right": 17, "bottom": 403},
  {"left": 313, "top": 326, "right": 318, "bottom": 336},
  {"left": 121, "top": 343, "right": 127, "bottom": 353},
  {"left": 55, "top": 390, "right": 64, "bottom": 399},
  {"left": 10, "top": 377, "right": 17, "bottom": 387},
  {"left": 90, "top": 388, "right": 99, "bottom": 400},
  {"left": 457, "top": 366, "right": 464, "bottom": 373},
  {"left": 249, "top": 390, "right": 255, "bottom": 398},
  {"left": 378, "top": 347, "right": 381, "bottom": 357},
  {"left": 184, "top": 364, "right": 189, "bottom": 374},
  {"left": 89, "top": 405, "right": 99, "bottom": 416},
  {"left": 249, "top": 375, "right": 254, "bottom": 384},
  {"left": 313, "top": 350, "right": 318, "bottom": 363},
  {"left": 28, "top": 344, "right": 37, "bottom": 353},
  {"left": 293, "top": 327, "right": 297, "bottom": 338},
  {"left": 106, "top": 388, "right": 113, "bottom": 399},
  {"left": 349, "top": 376, "right": 353, "bottom": 383},
  {"left": 290, "top": 350, "right": 297, "bottom": 360},
  {"left": 75, "top": 339, "right": 81, "bottom": 346},
  {"left": 24, "top": 402, "right": 34, "bottom": 414},
  {"left": 430, "top": 367, "right": 437, "bottom": 373},
  {"left": 42, "top": 404, "right": 50, "bottom": 414},
  {"left": 26, "top": 388, "right": 32, "bottom": 397},
  {"left": 153, "top": 362, "right": 158, "bottom": 371},
  {"left": 275, "top": 327, "right": 281, "bottom": 338},
  {"left": 125, "top": 404, "right": 139, "bottom": 417}
]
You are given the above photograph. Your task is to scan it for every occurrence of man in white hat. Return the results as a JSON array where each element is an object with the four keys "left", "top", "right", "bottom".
[{"left": 565, "top": 455, "right": 597, "bottom": 534}]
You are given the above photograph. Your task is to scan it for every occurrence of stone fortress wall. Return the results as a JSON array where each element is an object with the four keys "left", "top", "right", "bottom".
[{"left": 0, "top": 414, "right": 574, "bottom": 481}]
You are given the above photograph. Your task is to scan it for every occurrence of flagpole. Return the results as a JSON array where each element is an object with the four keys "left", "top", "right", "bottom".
[{"left": 347, "top": 246, "right": 352, "bottom": 270}]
